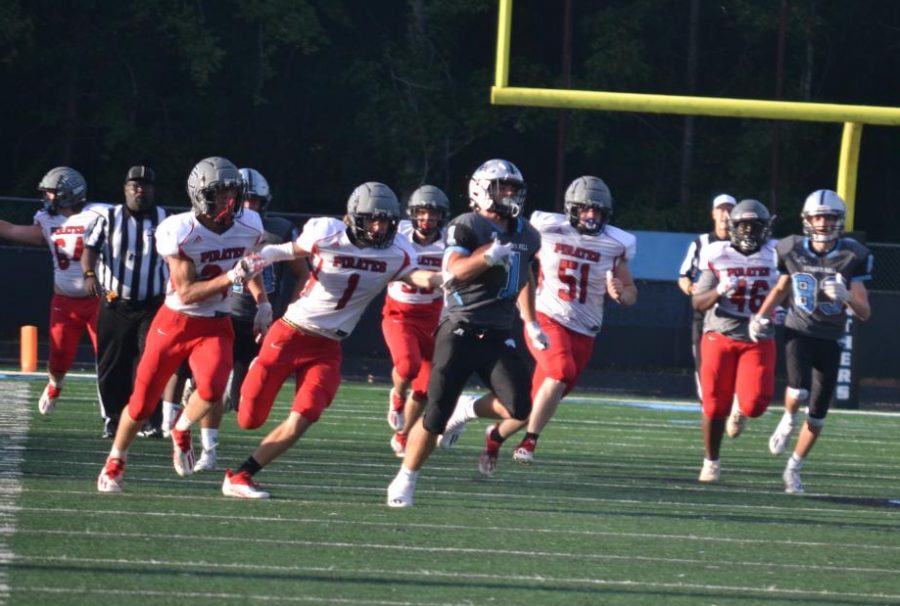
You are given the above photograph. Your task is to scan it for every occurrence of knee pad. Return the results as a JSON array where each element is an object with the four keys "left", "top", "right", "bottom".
[
  {"left": 786, "top": 387, "right": 809, "bottom": 403},
  {"left": 805, "top": 412, "right": 826, "bottom": 428}
]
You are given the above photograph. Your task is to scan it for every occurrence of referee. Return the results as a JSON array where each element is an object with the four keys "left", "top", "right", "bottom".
[{"left": 82, "top": 166, "right": 168, "bottom": 438}]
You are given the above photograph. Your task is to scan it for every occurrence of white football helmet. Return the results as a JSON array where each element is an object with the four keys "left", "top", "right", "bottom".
[
  {"left": 347, "top": 182, "right": 400, "bottom": 248},
  {"left": 468, "top": 159, "right": 526, "bottom": 218},
  {"left": 407, "top": 185, "right": 449, "bottom": 237},
  {"left": 186, "top": 157, "right": 245, "bottom": 226},
  {"left": 38, "top": 167, "right": 87, "bottom": 214},
  {"left": 239, "top": 168, "right": 271, "bottom": 208},
  {"left": 564, "top": 176, "right": 613, "bottom": 235},
  {"left": 802, "top": 189, "right": 845, "bottom": 243}
]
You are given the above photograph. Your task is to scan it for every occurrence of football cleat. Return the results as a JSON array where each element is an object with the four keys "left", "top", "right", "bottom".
[
  {"left": 193, "top": 448, "right": 217, "bottom": 472},
  {"left": 97, "top": 457, "right": 126, "bottom": 493},
  {"left": 170, "top": 425, "right": 195, "bottom": 477},
  {"left": 437, "top": 394, "right": 477, "bottom": 449},
  {"left": 390, "top": 432, "right": 407, "bottom": 458},
  {"left": 698, "top": 459, "right": 721, "bottom": 483},
  {"left": 783, "top": 466, "right": 804, "bottom": 494},
  {"left": 769, "top": 416, "right": 797, "bottom": 455},
  {"left": 726, "top": 409, "right": 747, "bottom": 438},
  {"left": 512, "top": 437, "right": 536, "bottom": 465},
  {"left": 478, "top": 424, "right": 502, "bottom": 477},
  {"left": 387, "top": 388, "right": 405, "bottom": 431},
  {"left": 386, "top": 473, "right": 416, "bottom": 508},
  {"left": 38, "top": 384, "right": 59, "bottom": 416},
  {"left": 222, "top": 469, "right": 270, "bottom": 499}
]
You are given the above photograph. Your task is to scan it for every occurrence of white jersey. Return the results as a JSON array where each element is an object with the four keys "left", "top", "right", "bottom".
[
  {"left": 696, "top": 239, "right": 779, "bottom": 339},
  {"left": 531, "top": 211, "right": 637, "bottom": 336},
  {"left": 34, "top": 203, "right": 107, "bottom": 297},
  {"left": 156, "top": 210, "right": 264, "bottom": 317},
  {"left": 385, "top": 220, "right": 444, "bottom": 305},
  {"left": 283, "top": 217, "right": 415, "bottom": 340}
]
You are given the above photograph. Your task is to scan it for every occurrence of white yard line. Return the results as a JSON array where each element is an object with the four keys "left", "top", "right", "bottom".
[{"left": 0, "top": 383, "right": 29, "bottom": 606}]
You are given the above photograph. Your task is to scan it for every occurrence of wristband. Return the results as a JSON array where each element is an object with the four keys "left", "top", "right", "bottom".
[{"left": 83, "top": 270, "right": 96, "bottom": 278}]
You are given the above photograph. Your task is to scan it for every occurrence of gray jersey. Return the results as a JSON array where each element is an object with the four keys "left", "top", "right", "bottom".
[
  {"left": 442, "top": 212, "right": 541, "bottom": 330},
  {"left": 230, "top": 215, "right": 300, "bottom": 320},
  {"left": 777, "top": 235, "right": 873, "bottom": 340}
]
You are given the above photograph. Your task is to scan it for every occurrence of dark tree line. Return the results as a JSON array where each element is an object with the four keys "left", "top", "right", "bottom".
[{"left": 2, "top": 0, "right": 899, "bottom": 241}]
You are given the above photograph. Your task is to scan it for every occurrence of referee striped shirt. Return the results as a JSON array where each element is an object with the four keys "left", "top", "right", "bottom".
[{"left": 84, "top": 205, "right": 168, "bottom": 302}]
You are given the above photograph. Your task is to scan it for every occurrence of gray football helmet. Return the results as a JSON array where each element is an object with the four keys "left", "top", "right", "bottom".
[
  {"left": 468, "top": 159, "right": 527, "bottom": 218},
  {"left": 347, "top": 182, "right": 400, "bottom": 248},
  {"left": 38, "top": 167, "right": 87, "bottom": 214},
  {"left": 564, "top": 176, "right": 613, "bottom": 235},
  {"left": 239, "top": 168, "right": 272, "bottom": 209},
  {"left": 802, "top": 189, "right": 845, "bottom": 243},
  {"left": 728, "top": 199, "right": 772, "bottom": 254},
  {"left": 186, "top": 157, "right": 245, "bottom": 225},
  {"left": 407, "top": 185, "right": 449, "bottom": 237}
]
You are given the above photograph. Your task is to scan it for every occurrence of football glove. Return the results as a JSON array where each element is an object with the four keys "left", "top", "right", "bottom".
[
  {"left": 749, "top": 314, "right": 773, "bottom": 343},
  {"left": 253, "top": 302, "right": 273, "bottom": 340},
  {"left": 822, "top": 274, "right": 850, "bottom": 303},
  {"left": 716, "top": 275, "right": 740, "bottom": 297},
  {"left": 227, "top": 253, "right": 267, "bottom": 284},
  {"left": 525, "top": 321, "right": 550, "bottom": 351},
  {"left": 483, "top": 238, "right": 513, "bottom": 267}
]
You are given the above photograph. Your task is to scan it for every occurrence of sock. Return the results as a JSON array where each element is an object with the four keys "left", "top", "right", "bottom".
[
  {"left": 201, "top": 428, "right": 218, "bottom": 452},
  {"left": 788, "top": 453, "right": 804, "bottom": 470},
  {"left": 462, "top": 396, "right": 478, "bottom": 421},
  {"left": 162, "top": 401, "right": 180, "bottom": 430},
  {"left": 109, "top": 447, "right": 126, "bottom": 462},
  {"left": 238, "top": 456, "right": 263, "bottom": 476},
  {"left": 489, "top": 425, "right": 505, "bottom": 445},
  {"left": 524, "top": 432, "right": 539, "bottom": 444},
  {"left": 174, "top": 412, "right": 193, "bottom": 432},
  {"left": 785, "top": 411, "right": 798, "bottom": 424},
  {"left": 704, "top": 457, "right": 719, "bottom": 465},
  {"left": 398, "top": 465, "right": 418, "bottom": 483},
  {"left": 47, "top": 383, "right": 61, "bottom": 398}
]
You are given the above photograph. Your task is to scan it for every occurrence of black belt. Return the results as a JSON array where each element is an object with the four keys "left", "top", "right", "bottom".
[{"left": 105, "top": 296, "right": 164, "bottom": 310}]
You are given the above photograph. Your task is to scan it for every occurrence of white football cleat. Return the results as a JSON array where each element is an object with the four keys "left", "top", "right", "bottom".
[
  {"left": 698, "top": 459, "right": 721, "bottom": 483},
  {"left": 387, "top": 473, "right": 416, "bottom": 508},
  {"left": 478, "top": 424, "right": 502, "bottom": 477},
  {"left": 387, "top": 389, "right": 404, "bottom": 432},
  {"left": 38, "top": 384, "right": 58, "bottom": 416},
  {"left": 97, "top": 457, "right": 125, "bottom": 493},
  {"left": 222, "top": 469, "right": 270, "bottom": 499},
  {"left": 769, "top": 416, "right": 797, "bottom": 455},
  {"left": 512, "top": 438, "right": 536, "bottom": 465},
  {"left": 783, "top": 466, "right": 804, "bottom": 494},
  {"left": 170, "top": 426, "right": 194, "bottom": 477},
  {"left": 193, "top": 448, "right": 217, "bottom": 472},
  {"left": 437, "top": 394, "right": 477, "bottom": 448},
  {"left": 726, "top": 409, "right": 747, "bottom": 438}
]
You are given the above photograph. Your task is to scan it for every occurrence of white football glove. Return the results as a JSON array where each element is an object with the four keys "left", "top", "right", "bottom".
[
  {"left": 748, "top": 314, "right": 773, "bottom": 343},
  {"left": 716, "top": 275, "right": 740, "bottom": 297},
  {"left": 822, "top": 274, "right": 850, "bottom": 304},
  {"left": 525, "top": 321, "right": 550, "bottom": 351},
  {"left": 483, "top": 238, "right": 513, "bottom": 267},
  {"left": 227, "top": 253, "right": 267, "bottom": 284},
  {"left": 253, "top": 302, "right": 273, "bottom": 341}
]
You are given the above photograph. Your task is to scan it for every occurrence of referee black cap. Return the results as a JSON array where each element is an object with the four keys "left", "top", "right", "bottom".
[{"left": 125, "top": 165, "right": 155, "bottom": 184}]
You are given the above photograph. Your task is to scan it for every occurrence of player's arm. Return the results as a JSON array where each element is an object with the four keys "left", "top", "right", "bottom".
[
  {"left": 166, "top": 255, "right": 235, "bottom": 305},
  {"left": 400, "top": 269, "right": 442, "bottom": 290},
  {"left": 0, "top": 221, "right": 44, "bottom": 246},
  {"left": 677, "top": 241, "right": 698, "bottom": 295},
  {"left": 608, "top": 260, "right": 637, "bottom": 306},
  {"left": 677, "top": 276, "right": 694, "bottom": 296},
  {"left": 755, "top": 274, "right": 792, "bottom": 318},
  {"left": 692, "top": 269, "right": 723, "bottom": 312},
  {"left": 516, "top": 270, "right": 538, "bottom": 324},
  {"left": 80, "top": 247, "right": 102, "bottom": 297},
  {"left": 444, "top": 243, "right": 500, "bottom": 283},
  {"left": 286, "top": 258, "right": 310, "bottom": 303},
  {"left": 846, "top": 281, "right": 871, "bottom": 321}
]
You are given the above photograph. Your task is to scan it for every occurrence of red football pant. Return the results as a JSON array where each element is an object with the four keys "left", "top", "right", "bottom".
[
  {"left": 238, "top": 320, "right": 342, "bottom": 429},
  {"left": 699, "top": 331, "right": 775, "bottom": 420},
  {"left": 526, "top": 312, "right": 596, "bottom": 400},
  {"left": 381, "top": 311, "right": 438, "bottom": 401},
  {"left": 48, "top": 293, "right": 99, "bottom": 374},
  {"left": 126, "top": 305, "right": 234, "bottom": 421}
]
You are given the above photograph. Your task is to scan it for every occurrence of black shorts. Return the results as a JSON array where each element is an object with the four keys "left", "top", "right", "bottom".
[
  {"left": 784, "top": 329, "right": 841, "bottom": 419},
  {"left": 422, "top": 321, "right": 532, "bottom": 434}
]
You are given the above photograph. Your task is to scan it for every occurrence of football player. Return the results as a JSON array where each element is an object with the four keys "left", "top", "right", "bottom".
[
  {"left": 0, "top": 167, "right": 105, "bottom": 415},
  {"left": 97, "top": 156, "right": 270, "bottom": 492},
  {"left": 382, "top": 185, "right": 448, "bottom": 457},
  {"left": 692, "top": 199, "right": 779, "bottom": 483},
  {"left": 222, "top": 182, "right": 441, "bottom": 499},
  {"left": 752, "top": 190, "right": 872, "bottom": 494}
]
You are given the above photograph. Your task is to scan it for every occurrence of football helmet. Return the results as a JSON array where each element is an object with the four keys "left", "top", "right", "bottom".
[
  {"left": 347, "top": 182, "right": 400, "bottom": 248},
  {"left": 239, "top": 168, "right": 272, "bottom": 209},
  {"left": 38, "top": 167, "right": 87, "bottom": 214},
  {"left": 407, "top": 185, "right": 449, "bottom": 238},
  {"left": 728, "top": 199, "right": 771, "bottom": 254},
  {"left": 564, "top": 176, "right": 613, "bottom": 235},
  {"left": 802, "top": 189, "right": 845, "bottom": 243},
  {"left": 468, "top": 159, "right": 526, "bottom": 218},
  {"left": 187, "top": 157, "right": 245, "bottom": 226}
]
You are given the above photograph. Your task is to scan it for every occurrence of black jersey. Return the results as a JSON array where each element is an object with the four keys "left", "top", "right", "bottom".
[
  {"left": 777, "top": 235, "right": 873, "bottom": 340},
  {"left": 442, "top": 211, "right": 541, "bottom": 330}
]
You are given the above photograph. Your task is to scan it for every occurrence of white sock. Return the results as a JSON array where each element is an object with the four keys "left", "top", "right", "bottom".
[
  {"left": 784, "top": 411, "right": 798, "bottom": 424},
  {"left": 201, "top": 428, "right": 218, "bottom": 452},
  {"left": 704, "top": 457, "right": 719, "bottom": 465},
  {"left": 398, "top": 465, "right": 418, "bottom": 483},
  {"left": 787, "top": 453, "right": 804, "bottom": 470},
  {"left": 174, "top": 412, "right": 193, "bottom": 432},
  {"left": 109, "top": 447, "right": 126, "bottom": 461},
  {"left": 162, "top": 401, "right": 180, "bottom": 430},
  {"left": 49, "top": 377, "right": 62, "bottom": 389}
]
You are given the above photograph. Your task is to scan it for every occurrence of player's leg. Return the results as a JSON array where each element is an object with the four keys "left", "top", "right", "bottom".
[
  {"left": 226, "top": 318, "right": 256, "bottom": 412},
  {"left": 40, "top": 294, "right": 83, "bottom": 414},
  {"left": 698, "top": 332, "right": 737, "bottom": 481},
  {"left": 382, "top": 314, "right": 421, "bottom": 432},
  {"left": 770, "top": 329, "right": 812, "bottom": 455}
]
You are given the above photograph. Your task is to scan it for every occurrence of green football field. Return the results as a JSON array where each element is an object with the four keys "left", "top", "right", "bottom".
[{"left": 1, "top": 374, "right": 899, "bottom": 605}]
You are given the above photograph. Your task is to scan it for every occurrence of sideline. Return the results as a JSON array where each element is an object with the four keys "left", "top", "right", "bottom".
[{"left": 0, "top": 382, "right": 29, "bottom": 605}]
